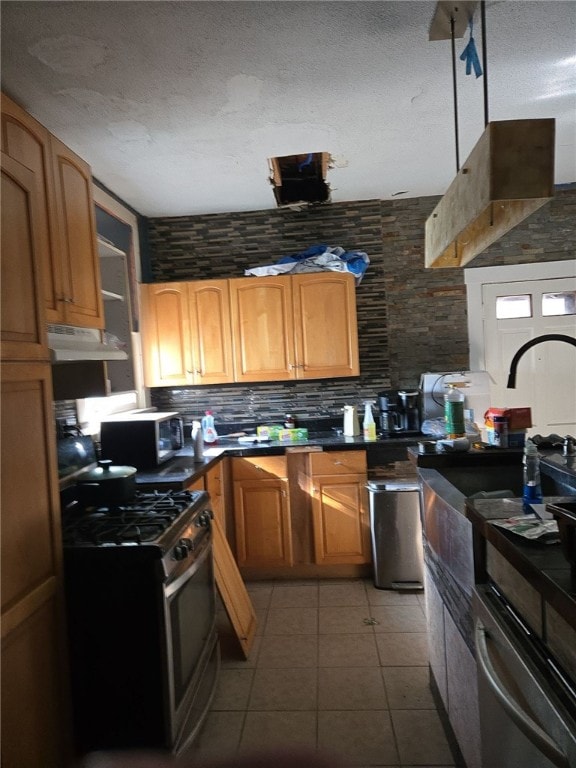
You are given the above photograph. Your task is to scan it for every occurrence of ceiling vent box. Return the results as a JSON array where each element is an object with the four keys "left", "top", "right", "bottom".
[{"left": 269, "top": 152, "right": 331, "bottom": 208}]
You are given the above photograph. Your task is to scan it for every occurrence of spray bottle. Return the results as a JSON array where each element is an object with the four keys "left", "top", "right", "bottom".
[
  {"left": 201, "top": 410, "right": 218, "bottom": 444},
  {"left": 363, "top": 401, "right": 377, "bottom": 442}
]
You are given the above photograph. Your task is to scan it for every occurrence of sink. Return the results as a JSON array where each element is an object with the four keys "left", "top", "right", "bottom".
[
  {"left": 438, "top": 465, "right": 571, "bottom": 498},
  {"left": 438, "top": 467, "right": 523, "bottom": 498}
]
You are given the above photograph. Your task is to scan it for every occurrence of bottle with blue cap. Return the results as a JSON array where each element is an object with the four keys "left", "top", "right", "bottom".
[{"left": 522, "top": 439, "right": 543, "bottom": 512}]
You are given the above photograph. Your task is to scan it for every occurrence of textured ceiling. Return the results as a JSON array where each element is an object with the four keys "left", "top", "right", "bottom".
[{"left": 1, "top": 1, "right": 575, "bottom": 217}]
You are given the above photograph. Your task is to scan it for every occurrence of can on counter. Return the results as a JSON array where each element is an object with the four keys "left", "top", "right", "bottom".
[{"left": 492, "top": 415, "right": 509, "bottom": 448}]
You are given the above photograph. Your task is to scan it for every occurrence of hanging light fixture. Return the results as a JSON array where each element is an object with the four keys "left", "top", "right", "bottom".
[{"left": 425, "top": 1, "right": 555, "bottom": 269}]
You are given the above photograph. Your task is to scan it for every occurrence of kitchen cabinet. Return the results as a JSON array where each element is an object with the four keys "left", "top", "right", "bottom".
[
  {"left": 140, "top": 280, "right": 234, "bottom": 387},
  {"left": 307, "top": 451, "right": 370, "bottom": 565},
  {"left": 98, "top": 237, "right": 135, "bottom": 393},
  {"left": 1, "top": 92, "right": 104, "bottom": 329},
  {"left": 232, "top": 456, "right": 293, "bottom": 568},
  {"left": 205, "top": 461, "right": 226, "bottom": 532},
  {"left": 229, "top": 272, "right": 359, "bottom": 382},
  {"left": 1, "top": 364, "right": 71, "bottom": 767},
  {"left": 1, "top": 152, "right": 47, "bottom": 361},
  {"left": 1, "top": 142, "right": 72, "bottom": 767}
]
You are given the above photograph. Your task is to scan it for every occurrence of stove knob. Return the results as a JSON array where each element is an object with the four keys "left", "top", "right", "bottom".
[
  {"left": 179, "top": 537, "right": 194, "bottom": 551},
  {"left": 197, "top": 512, "right": 211, "bottom": 527},
  {"left": 173, "top": 544, "right": 189, "bottom": 561}
]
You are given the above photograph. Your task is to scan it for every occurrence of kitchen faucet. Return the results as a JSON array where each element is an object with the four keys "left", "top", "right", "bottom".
[{"left": 506, "top": 333, "right": 576, "bottom": 388}]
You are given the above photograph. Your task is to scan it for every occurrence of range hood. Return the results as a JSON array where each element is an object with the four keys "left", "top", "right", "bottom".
[{"left": 48, "top": 324, "right": 128, "bottom": 363}]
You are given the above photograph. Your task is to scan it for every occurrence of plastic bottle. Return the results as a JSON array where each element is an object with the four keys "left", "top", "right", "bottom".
[
  {"left": 444, "top": 385, "right": 465, "bottom": 438},
  {"left": 363, "top": 401, "right": 377, "bottom": 442},
  {"left": 192, "top": 421, "right": 204, "bottom": 461},
  {"left": 201, "top": 411, "right": 218, "bottom": 444},
  {"left": 522, "top": 439, "right": 543, "bottom": 512},
  {"left": 492, "top": 415, "right": 509, "bottom": 448}
]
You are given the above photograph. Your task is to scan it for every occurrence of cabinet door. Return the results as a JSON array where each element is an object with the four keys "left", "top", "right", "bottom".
[
  {"left": 1, "top": 362, "right": 71, "bottom": 768},
  {"left": 1, "top": 153, "right": 48, "bottom": 361},
  {"left": 188, "top": 280, "right": 234, "bottom": 384},
  {"left": 140, "top": 282, "right": 193, "bottom": 386},
  {"left": 233, "top": 479, "right": 293, "bottom": 567},
  {"left": 205, "top": 461, "right": 225, "bottom": 531},
  {"left": 50, "top": 134, "right": 104, "bottom": 328},
  {"left": 310, "top": 474, "right": 370, "bottom": 565},
  {"left": 229, "top": 276, "right": 295, "bottom": 382},
  {"left": 1, "top": 93, "right": 62, "bottom": 323},
  {"left": 293, "top": 272, "right": 359, "bottom": 378}
]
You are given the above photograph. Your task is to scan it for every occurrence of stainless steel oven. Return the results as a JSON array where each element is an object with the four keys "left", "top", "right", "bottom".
[{"left": 61, "top": 488, "right": 219, "bottom": 757}]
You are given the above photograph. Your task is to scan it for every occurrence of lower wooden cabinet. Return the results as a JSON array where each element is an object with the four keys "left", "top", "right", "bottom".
[
  {"left": 1, "top": 362, "right": 71, "bottom": 768},
  {"left": 308, "top": 451, "right": 370, "bottom": 565},
  {"left": 205, "top": 461, "right": 225, "bottom": 531},
  {"left": 230, "top": 451, "right": 370, "bottom": 572},
  {"left": 232, "top": 457, "right": 293, "bottom": 568}
]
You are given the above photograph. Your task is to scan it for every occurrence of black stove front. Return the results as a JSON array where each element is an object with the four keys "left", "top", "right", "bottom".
[{"left": 62, "top": 486, "right": 219, "bottom": 757}]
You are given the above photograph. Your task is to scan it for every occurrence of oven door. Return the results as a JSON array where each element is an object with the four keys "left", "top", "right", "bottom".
[{"left": 163, "top": 522, "right": 219, "bottom": 751}]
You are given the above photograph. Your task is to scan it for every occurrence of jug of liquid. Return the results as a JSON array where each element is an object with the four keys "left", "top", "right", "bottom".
[{"left": 343, "top": 405, "right": 361, "bottom": 437}]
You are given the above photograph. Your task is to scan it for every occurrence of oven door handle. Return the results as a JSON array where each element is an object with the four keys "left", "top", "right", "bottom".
[
  {"left": 165, "top": 529, "right": 212, "bottom": 599},
  {"left": 475, "top": 620, "right": 570, "bottom": 768}
]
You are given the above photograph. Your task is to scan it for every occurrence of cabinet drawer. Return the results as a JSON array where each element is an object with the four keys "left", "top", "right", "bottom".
[
  {"left": 309, "top": 450, "right": 366, "bottom": 476},
  {"left": 232, "top": 456, "right": 287, "bottom": 480}
]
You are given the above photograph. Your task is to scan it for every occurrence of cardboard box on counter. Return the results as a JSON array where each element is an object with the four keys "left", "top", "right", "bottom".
[
  {"left": 486, "top": 427, "right": 527, "bottom": 448},
  {"left": 257, "top": 425, "right": 309, "bottom": 441},
  {"left": 484, "top": 407, "right": 532, "bottom": 430}
]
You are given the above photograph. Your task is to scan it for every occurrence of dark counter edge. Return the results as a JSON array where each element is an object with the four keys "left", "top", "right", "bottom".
[
  {"left": 465, "top": 497, "right": 576, "bottom": 630},
  {"left": 134, "top": 433, "right": 422, "bottom": 490}
]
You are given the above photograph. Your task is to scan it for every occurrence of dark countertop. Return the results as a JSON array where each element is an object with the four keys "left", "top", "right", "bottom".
[
  {"left": 134, "top": 432, "right": 423, "bottom": 489},
  {"left": 465, "top": 496, "right": 576, "bottom": 630}
]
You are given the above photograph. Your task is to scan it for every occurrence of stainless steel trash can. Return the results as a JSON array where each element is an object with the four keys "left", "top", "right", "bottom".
[{"left": 366, "top": 480, "right": 424, "bottom": 590}]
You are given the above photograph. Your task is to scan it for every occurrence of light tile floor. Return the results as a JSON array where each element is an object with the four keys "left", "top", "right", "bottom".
[{"left": 192, "top": 578, "right": 456, "bottom": 768}]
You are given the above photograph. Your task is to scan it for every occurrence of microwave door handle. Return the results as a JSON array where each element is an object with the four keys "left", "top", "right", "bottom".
[{"left": 475, "top": 621, "right": 570, "bottom": 768}]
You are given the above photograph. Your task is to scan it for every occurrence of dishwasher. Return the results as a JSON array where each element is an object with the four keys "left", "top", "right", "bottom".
[
  {"left": 473, "top": 584, "right": 576, "bottom": 767},
  {"left": 366, "top": 479, "right": 424, "bottom": 590}
]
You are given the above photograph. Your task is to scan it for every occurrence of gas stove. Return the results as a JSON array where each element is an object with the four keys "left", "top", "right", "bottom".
[
  {"left": 61, "top": 486, "right": 218, "bottom": 755},
  {"left": 61, "top": 487, "right": 212, "bottom": 582}
]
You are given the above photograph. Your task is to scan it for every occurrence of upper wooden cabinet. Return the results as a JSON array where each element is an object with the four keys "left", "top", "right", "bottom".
[
  {"left": 229, "top": 272, "right": 359, "bottom": 383},
  {"left": 140, "top": 280, "right": 235, "bottom": 387},
  {"left": 1, "top": 152, "right": 48, "bottom": 361},
  {"left": 1, "top": 93, "right": 104, "bottom": 328},
  {"left": 292, "top": 272, "right": 359, "bottom": 379}
]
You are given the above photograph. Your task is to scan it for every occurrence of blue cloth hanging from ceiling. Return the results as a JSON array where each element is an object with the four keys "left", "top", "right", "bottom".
[{"left": 460, "top": 19, "right": 483, "bottom": 78}]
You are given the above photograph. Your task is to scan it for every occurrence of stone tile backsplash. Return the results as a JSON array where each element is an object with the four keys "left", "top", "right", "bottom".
[{"left": 55, "top": 186, "right": 575, "bottom": 428}]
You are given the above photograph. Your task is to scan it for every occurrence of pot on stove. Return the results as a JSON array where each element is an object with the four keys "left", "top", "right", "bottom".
[{"left": 76, "top": 459, "right": 137, "bottom": 504}]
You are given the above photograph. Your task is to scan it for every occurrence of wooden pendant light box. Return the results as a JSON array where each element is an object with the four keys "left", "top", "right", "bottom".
[{"left": 425, "top": 118, "right": 555, "bottom": 268}]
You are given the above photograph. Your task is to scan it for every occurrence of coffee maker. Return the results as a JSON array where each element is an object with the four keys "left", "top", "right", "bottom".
[
  {"left": 378, "top": 390, "right": 421, "bottom": 434},
  {"left": 397, "top": 390, "right": 421, "bottom": 433},
  {"left": 377, "top": 391, "right": 402, "bottom": 434}
]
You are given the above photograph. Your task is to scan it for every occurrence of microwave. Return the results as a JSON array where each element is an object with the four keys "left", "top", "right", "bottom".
[{"left": 100, "top": 411, "right": 184, "bottom": 468}]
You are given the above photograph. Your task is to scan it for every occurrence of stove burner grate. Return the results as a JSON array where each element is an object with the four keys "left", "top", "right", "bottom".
[{"left": 62, "top": 488, "right": 204, "bottom": 546}]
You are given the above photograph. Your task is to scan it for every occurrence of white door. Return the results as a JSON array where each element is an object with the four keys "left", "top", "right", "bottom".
[{"left": 466, "top": 262, "right": 576, "bottom": 437}]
